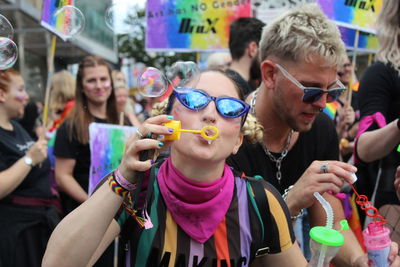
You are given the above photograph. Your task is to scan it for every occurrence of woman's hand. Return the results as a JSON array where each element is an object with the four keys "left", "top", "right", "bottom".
[
  {"left": 26, "top": 138, "right": 48, "bottom": 166},
  {"left": 118, "top": 115, "right": 174, "bottom": 182}
]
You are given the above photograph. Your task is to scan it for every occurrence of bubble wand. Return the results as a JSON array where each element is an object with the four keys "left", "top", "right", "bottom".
[
  {"left": 349, "top": 174, "right": 391, "bottom": 267},
  {"left": 164, "top": 120, "right": 219, "bottom": 141}
]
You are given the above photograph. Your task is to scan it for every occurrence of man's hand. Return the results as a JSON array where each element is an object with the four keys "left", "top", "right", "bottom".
[{"left": 285, "top": 160, "right": 357, "bottom": 216}]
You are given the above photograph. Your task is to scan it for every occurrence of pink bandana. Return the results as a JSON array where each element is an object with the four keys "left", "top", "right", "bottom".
[{"left": 157, "top": 157, "right": 234, "bottom": 243}]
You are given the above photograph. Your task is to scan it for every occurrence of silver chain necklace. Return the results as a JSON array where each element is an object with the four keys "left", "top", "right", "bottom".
[
  {"left": 250, "top": 88, "right": 293, "bottom": 184},
  {"left": 261, "top": 130, "right": 293, "bottom": 184}
]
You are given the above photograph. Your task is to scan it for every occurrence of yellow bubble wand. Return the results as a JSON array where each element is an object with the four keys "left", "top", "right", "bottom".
[{"left": 164, "top": 120, "right": 219, "bottom": 141}]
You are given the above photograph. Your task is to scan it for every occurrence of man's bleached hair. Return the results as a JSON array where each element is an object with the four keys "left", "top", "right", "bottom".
[
  {"left": 259, "top": 4, "right": 346, "bottom": 67},
  {"left": 376, "top": 0, "right": 400, "bottom": 74}
]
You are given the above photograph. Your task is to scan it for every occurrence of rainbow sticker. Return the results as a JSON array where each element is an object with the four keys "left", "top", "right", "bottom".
[
  {"left": 323, "top": 101, "right": 339, "bottom": 120},
  {"left": 146, "top": 0, "right": 252, "bottom": 51},
  {"left": 88, "top": 123, "right": 136, "bottom": 194}
]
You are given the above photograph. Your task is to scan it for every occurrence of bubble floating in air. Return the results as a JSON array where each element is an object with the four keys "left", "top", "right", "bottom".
[
  {"left": 169, "top": 61, "right": 200, "bottom": 88},
  {"left": 52, "top": 5, "right": 85, "bottom": 39},
  {"left": 105, "top": 3, "right": 138, "bottom": 34},
  {"left": 0, "top": 14, "right": 13, "bottom": 39},
  {"left": 0, "top": 37, "right": 18, "bottom": 70},
  {"left": 137, "top": 67, "right": 168, "bottom": 97}
]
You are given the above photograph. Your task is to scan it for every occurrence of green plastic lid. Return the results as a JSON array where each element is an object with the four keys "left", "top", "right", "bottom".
[{"left": 309, "top": 226, "right": 345, "bottom": 247}]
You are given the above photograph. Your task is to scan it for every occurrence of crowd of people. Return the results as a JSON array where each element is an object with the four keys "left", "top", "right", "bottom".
[{"left": 0, "top": 1, "right": 400, "bottom": 267}]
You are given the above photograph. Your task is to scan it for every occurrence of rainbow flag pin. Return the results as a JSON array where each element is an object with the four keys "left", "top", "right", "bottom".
[{"left": 323, "top": 102, "right": 339, "bottom": 120}]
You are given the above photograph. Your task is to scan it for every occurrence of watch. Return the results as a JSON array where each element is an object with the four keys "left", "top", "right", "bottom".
[{"left": 23, "top": 156, "right": 34, "bottom": 167}]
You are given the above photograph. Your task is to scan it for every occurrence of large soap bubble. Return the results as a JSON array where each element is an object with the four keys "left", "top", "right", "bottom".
[
  {"left": 168, "top": 61, "right": 200, "bottom": 88},
  {"left": 137, "top": 67, "right": 168, "bottom": 97},
  {"left": 0, "top": 14, "right": 13, "bottom": 39},
  {"left": 52, "top": 5, "right": 85, "bottom": 39},
  {"left": 0, "top": 37, "right": 18, "bottom": 70},
  {"left": 105, "top": 3, "right": 138, "bottom": 35}
]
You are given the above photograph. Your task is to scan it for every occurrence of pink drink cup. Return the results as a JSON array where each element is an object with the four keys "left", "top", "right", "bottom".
[{"left": 363, "top": 222, "right": 391, "bottom": 267}]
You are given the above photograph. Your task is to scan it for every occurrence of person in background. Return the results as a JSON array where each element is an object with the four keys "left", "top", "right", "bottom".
[
  {"left": 53, "top": 56, "right": 120, "bottom": 266},
  {"left": 206, "top": 52, "right": 232, "bottom": 71},
  {"left": 335, "top": 56, "right": 359, "bottom": 162},
  {"left": 0, "top": 69, "right": 60, "bottom": 267},
  {"left": 355, "top": 0, "right": 400, "bottom": 213},
  {"left": 47, "top": 70, "right": 75, "bottom": 133},
  {"left": 227, "top": 17, "right": 265, "bottom": 96},
  {"left": 112, "top": 70, "right": 141, "bottom": 127},
  {"left": 18, "top": 100, "right": 43, "bottom": 140}
]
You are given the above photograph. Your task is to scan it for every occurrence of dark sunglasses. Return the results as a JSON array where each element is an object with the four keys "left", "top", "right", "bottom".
[
  {"left": 173, "top": 88, "right": 250, "bottom": 121},
  {"left": 275, "top": 63, "right": 346, "bottom": 104}
]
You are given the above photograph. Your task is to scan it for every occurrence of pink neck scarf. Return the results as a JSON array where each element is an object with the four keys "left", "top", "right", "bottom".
[{"left": 157, "top": 157, "right": 234, "bottom": 243}]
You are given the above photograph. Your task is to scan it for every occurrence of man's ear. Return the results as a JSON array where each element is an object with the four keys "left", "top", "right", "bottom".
[
  {"left": 0, "top": 89, "right": 6, "bottom": 103},
  {"left": 247, "top": 41, "right": 258, "bottom": 58},
  {"left": 260, "top": 60, "right": 276, "bottom": 90}
]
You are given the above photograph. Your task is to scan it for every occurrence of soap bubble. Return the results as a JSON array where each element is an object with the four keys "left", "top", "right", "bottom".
[
  {"left": 168, "top": 61, "right": 200, "bottom": 88},
  {"left": 137, "top": 67, "right": 168, "bottom": 97},
  {"left": 105, "top": 3, "right": 138, "bottom": 34},
  {"left": 0, "top": 37, "right": 18, "bottom": 70},
  {"left": 0, "top": 14, "right": 13, "bottom": 39},
  {"left": 52, "top": 5, "right": 85, "bottom": 39}
]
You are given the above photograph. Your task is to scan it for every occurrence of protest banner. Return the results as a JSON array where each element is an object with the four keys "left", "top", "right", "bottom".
[
  {"left": 316, "top": 0, "right": 382, "bottom": 34},
  {"left": 146, "top": 0, "right": 252, "bottom": 51},
  {"left": 88, "top": 123, "right": 136, "bottom": 194}
]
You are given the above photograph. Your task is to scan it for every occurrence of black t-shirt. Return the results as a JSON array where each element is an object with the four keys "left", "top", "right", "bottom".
[
  {"left": 356, "top": 61, "right": 400, "bottom": 207},
  {"left": 53, "top": 117, "right": 107, "bottom": 212},
  {"left": 227, "top": 113, "right": 339, "bottom": 193},
  {"left": 226, "top": 69, "right": 253, "bottom": 97},
  {"left": 0, "top": 120, "right": 52, "bottom": 198}
]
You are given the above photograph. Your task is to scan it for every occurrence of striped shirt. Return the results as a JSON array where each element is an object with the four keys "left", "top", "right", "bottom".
[{"left": 116, "top": 170, "right": 295, "bottom": 267}]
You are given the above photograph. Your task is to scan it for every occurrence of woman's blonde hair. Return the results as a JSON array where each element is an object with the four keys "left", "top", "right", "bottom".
[
  {"left": 49, "top": 70, "right": 75, "bottom": 111},
  {"left": 376, "top": 0, "right": 400, "bottom": 73}
]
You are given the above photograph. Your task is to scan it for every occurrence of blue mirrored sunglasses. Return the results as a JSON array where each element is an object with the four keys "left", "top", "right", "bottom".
[{"left": 173, "top": 88, "right": 250, "bottom": 120}]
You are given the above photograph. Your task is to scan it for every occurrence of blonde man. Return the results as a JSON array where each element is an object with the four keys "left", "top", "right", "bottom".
[{"left": 228, "top": 4, "right": 399, "bottom": 266}]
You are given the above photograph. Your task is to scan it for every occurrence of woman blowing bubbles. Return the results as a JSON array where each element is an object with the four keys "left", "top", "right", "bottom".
[{"left": 43, "top": 70, "right": 307, "bottom": 266}]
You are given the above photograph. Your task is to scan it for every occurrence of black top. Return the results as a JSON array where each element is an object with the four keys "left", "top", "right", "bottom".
[
  {"left": 227, "top": 113, "right": 339, "bottom": 193},
  {"left": 356, "top": 61, "right": 400, "bottom": 207},
  {"left": 0, "top": 120, "right": 52, "bottom": 198},
  {"left": 53, "top": 117, "right": 107, "bottom": 213},
  {"left": 226, "top": 69, "right": 253, "bottom": 97}
]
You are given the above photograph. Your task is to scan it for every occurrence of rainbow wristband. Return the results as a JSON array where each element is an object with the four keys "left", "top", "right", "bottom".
[
  {"left": 108, "top": 174, "right": 129, "bottom": 198},
  {"left": 115, "top": 169, "right": 137, "bottom": 191}
]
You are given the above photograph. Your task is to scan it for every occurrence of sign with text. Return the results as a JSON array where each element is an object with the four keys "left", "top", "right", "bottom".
[
  {"left": 146, "top": 0, "right": 252, "bottom": 51},
  {"left": 316, "top": 0, "right": 382, "bottom": 34}
]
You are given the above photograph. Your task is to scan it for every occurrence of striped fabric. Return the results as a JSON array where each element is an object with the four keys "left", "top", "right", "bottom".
[{"left": 117, "top": 174, "right": 294, "bottom": 267}]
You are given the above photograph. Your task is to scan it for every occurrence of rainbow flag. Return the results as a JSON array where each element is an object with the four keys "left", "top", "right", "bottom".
[
  {"left": 88, "top": 123, "right": 136, "bottom": 194},
  {"left": 317, "top": 0, "right": 383, "bottom": 34},
  {"left": 323, "top": 101, "right": 339, "bottom": 120},
  {"left": 146, "top": 0, "right": 251, "bottom": 51},
  {"left": 40, "top": 0, "right": 74, "bottom": 41}
]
